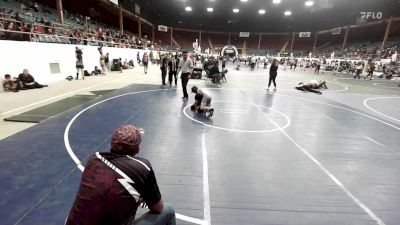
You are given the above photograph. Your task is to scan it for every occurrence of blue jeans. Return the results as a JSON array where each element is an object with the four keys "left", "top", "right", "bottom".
[{"left": 129, "top": 204, "right": 176, "bottom": 225}]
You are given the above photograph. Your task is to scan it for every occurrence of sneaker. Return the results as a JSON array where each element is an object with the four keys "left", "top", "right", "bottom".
[
  {"left": 182, "top": 97, "right": 188, "bottom": 101},
  {"left": 208, "top": 108, "right": 214, "bottom": 117}
]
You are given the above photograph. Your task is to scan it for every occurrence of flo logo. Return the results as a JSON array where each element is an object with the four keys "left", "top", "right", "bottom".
[{"left": 360, "top": 12, "right": 383, "bottom": 20}]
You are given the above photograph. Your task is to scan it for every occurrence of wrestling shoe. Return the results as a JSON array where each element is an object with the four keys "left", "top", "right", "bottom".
[{"left": 208, "top": 108, "right": 214, "bottom": 117}]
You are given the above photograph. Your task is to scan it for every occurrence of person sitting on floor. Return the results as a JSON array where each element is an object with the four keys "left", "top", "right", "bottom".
[
  {"left": 66, "top": 124, "right": 176, "bottom": 225},
  {"left": 91, "top": 66, "right": 103, "bottom": 75},
  {"left": 18, "top": 69, "right": 47, "bottom": 89},
  {"left": 190, "top": 86, "right": 214, "bottom": 117},
  {"left": 2, "top": 74, "right": 23, "bottom": 92},
  {"left": 129, "top": 59, "right": 135, "bottom": 68},
  {"left": 123, "top": 59, "right": 134, "bottom": 69},
  {"left": 295, "top": 80, "right": 328, "bottom": 95}
]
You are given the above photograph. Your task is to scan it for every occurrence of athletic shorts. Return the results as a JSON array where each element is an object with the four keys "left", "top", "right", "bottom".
[{"left": 201, "top": 97, "right": 211, "bottom": 106}]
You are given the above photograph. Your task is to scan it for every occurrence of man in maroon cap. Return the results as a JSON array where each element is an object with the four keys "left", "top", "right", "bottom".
[{"left": 66, "top": 125, "right": 176, "bottom": 225}]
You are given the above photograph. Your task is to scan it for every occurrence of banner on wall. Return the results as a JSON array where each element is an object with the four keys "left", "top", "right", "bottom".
[
  {"left": 299, "top": 32, "right": 311, "bottom": 38},
  {"left": 158, "top": 25, "right": 168, "bottom": 32},
  {"left": 239, "top": 32, "right": 250, "bottom": 38},
  {"left": 332, "top": 27, "right": 342, "bottom": 35}
]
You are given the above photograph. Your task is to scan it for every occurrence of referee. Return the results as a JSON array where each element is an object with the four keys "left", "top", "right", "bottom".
[{"left": 177, "top": 51, "right": 193, "bottom": 101}]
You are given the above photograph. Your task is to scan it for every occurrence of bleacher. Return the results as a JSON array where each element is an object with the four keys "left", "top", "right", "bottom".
[
  {"left": 0, "top": 0, "right": 148, "bottom": 48},
  {"left": 208, "top": 33, "right": 228, "bottom": 48},
  {"left": 0, "top": 0, "right": 399, "bottom": 60},
  {"left": 173, "top": 30, "right": 199, "bottom": 50},
  {"left": 230, "top": 33, "right": 243, "bottom": 48}
]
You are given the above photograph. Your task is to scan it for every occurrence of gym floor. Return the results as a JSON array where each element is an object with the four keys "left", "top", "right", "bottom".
[{"left": 1, "top": 63, "right": 400, "bottom": 225}]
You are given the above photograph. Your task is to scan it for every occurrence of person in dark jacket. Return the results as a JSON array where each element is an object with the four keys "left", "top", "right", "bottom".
[
  {"left": 160, "top": 54, "right": 168, "bottom": 85},
  {"left": 365, "top": 64, "right": 375, "bottom": 80},
  {"left": 18, "top": 69, "right": 47, "bottom": 89},
  {"left": 208, "top": 61, "right": 222, "bottom": 84},
  {"left": 267, "top": 59, "right": 278, "bottom": 90},
  {"left": 168, "top": 55, "right": 179, "bottom": 85}
]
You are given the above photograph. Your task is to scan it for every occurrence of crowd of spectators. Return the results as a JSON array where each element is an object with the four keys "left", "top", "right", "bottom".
[
  {"left": 315, "top": 39, "right": 400, "bottom": 60},
  {"left": 0, "top": 0, "right": 155, "bottom": 49}
]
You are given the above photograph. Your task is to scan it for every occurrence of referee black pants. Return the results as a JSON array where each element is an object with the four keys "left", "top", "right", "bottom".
[
  {"left": 169, "top": 71, "right": 177, "bottom": 85},
  {"left": 181, "top": 73, "right": 190, "bottom": 98}
]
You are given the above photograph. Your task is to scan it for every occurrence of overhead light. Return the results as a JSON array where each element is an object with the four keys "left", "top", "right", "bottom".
[
  {"left": 240, "top": 0, "right": 248, "bottom": 2},
  {"left": 185, "top": 6, "right": 192, "bottom": 12},
  {"left": 233, "top": 8, "right": 239, "bottom": 13},
  {"left": 209, "top": 0, "right": 215, "bottom": 1},
  {"left": 207, "top": 7, "right": 213, "bottom": 12},
  {"left": 273, "top": 0, "right": 281, "bottom": 4},
  {"left": 305, "top": 1, "right": 314, "bottom": 6},
  {"left": 258, "top": 9, "right": 266, "bottom": 14},
  {"left": 284, "top": 10, "right": 291, "bottom": 16}
]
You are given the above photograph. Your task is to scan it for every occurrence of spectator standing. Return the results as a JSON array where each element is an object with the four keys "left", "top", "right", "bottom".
[
  {"left": 168, "top": 55, "right": 179, "bottom": 85},
  {"left": 365, "top": 63, "right": 375, "bottom": 80},
  {"left": 100, "top": 54, "right": 107, "bottom": 73},
  {"left": 75, "top": 47, "right": 85, "bottom": 80},
  {"left": 354, "top": 63, "right": 363, "bottom": 79},
  {"left": 160, "top": 54, "right": 168, "bottom": 85},
  {"left": 105, "top": 53, "right": 110, "bottom": 71},
  {"left": 267, "top": 59, "right": 278, "bottom": 91},
  {"left": 314, "top": 61, "right": 321, "bottom": 75},
  {"left": 142, "top": 52, "right": 149, "bottom": 74}
]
